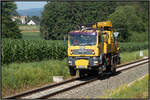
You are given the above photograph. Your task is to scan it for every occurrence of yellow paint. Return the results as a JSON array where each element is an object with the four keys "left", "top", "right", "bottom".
[
  {"left": 68, "top": 30, "right": 99, "bottom": 57},
  {"left": 68, "top": 21, "right": 119, "bottom": 57},
  {"left": 93, "top": 21, "right": 112, "bottom": 29},
  {"left": 68, "top": 45, "right": 99, "bottom": 56},
  {"left": 75, "top": 59, "right": 89, "bottom": 69}
]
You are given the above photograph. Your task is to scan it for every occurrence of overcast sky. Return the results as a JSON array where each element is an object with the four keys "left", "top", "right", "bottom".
[{"left": 15, "top": 2, "right": 47, "bottom": 10}]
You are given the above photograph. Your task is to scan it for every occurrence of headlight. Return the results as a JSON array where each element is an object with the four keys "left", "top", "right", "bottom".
[
  {"left": 70, "top": 50, "right": 73, "bottom": 55},
  {"left": 93, "top": 60, "right": 99, "bottom": 66},
  {"left": 93, "top": 61, "right": 98, "bottom": 64},
  {"left": 92, "top": 49, "right": 95, "bottom": 55},
  {"left": 68, "top": 60, "right": 72, "bottom": 65}
]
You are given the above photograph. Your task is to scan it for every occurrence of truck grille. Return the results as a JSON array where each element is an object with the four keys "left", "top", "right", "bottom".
[{"left": 72, "top": 49, "right": 93, "bottom": 55}]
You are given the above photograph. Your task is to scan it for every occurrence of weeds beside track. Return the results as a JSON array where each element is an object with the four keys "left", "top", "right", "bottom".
[{"left": 3, "top": 58, "right": 149, "bottom": 99}]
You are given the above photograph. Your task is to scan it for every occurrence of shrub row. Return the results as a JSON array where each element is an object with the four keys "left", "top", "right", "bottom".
[{"left": 2, "top": 39, "right": 148, "bottom": 64}]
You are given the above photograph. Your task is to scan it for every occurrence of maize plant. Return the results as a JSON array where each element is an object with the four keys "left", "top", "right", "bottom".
[{"left": 2, "top": 39, "right": 148, "bottom": 64}]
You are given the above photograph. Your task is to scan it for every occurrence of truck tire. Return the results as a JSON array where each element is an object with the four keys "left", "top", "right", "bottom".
[
  {"left": 98, "top": 68, "right": 104, "bottom": 78},
  {"left": 111, "top": 64, "right": 116, "bottom": 75},
  {"left": 79, "top": 70, "right": 86, "bottom": 78},
  {"left": 69, "top": 66, "right": 76, "bottom": 76},
  {"left": 117, "top": 56, "right": 120, "bottom": 64},
  {"left": 105, "top": 64, "right": 111, "bottom": 73}
]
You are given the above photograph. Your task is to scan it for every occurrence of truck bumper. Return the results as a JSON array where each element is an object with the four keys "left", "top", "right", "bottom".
[{"left": 68, "top": 56, "right": 101, "bottom": 70}]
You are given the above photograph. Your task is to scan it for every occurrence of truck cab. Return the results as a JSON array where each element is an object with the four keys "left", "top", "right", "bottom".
[{"left": 67, "top": 21, "right": 120, "bottom": 77}]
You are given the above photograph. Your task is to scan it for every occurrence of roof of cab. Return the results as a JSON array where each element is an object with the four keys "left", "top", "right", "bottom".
[{"left": 70, "top": 29, "right": 96, "bottom": 33}]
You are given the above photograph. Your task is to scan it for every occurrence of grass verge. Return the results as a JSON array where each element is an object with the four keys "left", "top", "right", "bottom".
[
  {"left": 2, "top": 59, "right": 70, "bottom": 97},
  {"left": 120, "top": 49, "right": 148, "bottom": 64},
  {"left": 21, "top": 31, "right": 43, "bottom": 40},
  {"left": 19, "top": 25, "right": 39, "bottom": 31},
  {"left": 2, "top": 49, "right": 148, "bottom": 97},
  {"left": 100, "top": 74, "right": 148, "bottom": 98}
]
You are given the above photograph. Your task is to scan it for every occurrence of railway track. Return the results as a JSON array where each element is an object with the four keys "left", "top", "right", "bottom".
[{"left": 4, "top": 57, "right": 149, "bottom": 99}]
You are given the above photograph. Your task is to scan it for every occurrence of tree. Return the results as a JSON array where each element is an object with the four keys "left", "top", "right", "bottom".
[
  {"left": 16, "top": 18, "right": 22, "bottom": 24},
  {"left": 31, "top": 16, "right": 40, "bottom": 22},
  {"left": 2, "top": 2, "right": 22, "bottom": 39},
  {"left": 31, "top": 16, "right": 40, "bottom": 25},
  {"left": 40, "top": 2, "right": 117, "bottom": 40},
  {"left": 25, "top": 16, "right": 31, "bottom": 24},
  {"left": 108, "top": 3, "right": 148, "bottom": 42}
]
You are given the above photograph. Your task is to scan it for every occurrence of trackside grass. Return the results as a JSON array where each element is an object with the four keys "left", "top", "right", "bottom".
[
  {"left": 120, "top": 49, "right": 148, "bottom": 64},
  {"left": 2, "top": 59, "right": 70, "bottom": 97},
  {"left": 100, "top": 74, "right": 148, "bottom": 98},
  {"left": 2, "top": 49, "right": 148, "bottom": 97}
]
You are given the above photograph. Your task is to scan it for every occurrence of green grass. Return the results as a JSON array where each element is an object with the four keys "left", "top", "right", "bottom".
[
  {"left": 22, "top": 32, "right": 43, "bottom": 40},
  {"left": 19, "top": 25, "right": 41, "bottom": 40},
  {"left": 120, "top": 49, "right": 148, "bottom": 64},
  {"left": 2, "top": 49, "right": 148, "bottom": 97},
  {"left": 100, "top": 74, "right": 148, "bottom": 98},
  {"left": 2, "top": 59, "right": 70, "bottom": 97},
  {"left": 19, "top": 25, "right": 39, "bottom": 31}
]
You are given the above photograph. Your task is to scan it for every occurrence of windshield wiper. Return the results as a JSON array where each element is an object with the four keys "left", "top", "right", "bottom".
[
  {"left": 79, "top": 43, "right": 88, "bottom": 46},
  {"left": 86, "top": 43, "right": 95, "bottom": 45}
]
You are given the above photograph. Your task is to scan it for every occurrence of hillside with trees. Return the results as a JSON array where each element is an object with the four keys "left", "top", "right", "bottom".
[{"left": 40, "top": 2, "right": 148, "bottom": 42}]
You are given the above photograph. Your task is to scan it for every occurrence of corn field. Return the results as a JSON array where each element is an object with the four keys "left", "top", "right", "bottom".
[
  {"left": 2, "top": 39, "right": 67, "bottom": 64},
  {"left": 2, "top": 39, "right": 148, "bottom": 64}
]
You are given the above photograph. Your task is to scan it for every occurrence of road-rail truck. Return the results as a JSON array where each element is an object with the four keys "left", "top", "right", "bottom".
[{"left": 67, "top": 21, "right": 120, "bottom": 77}]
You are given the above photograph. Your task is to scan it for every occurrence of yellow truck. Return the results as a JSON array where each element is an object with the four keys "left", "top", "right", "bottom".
[{"left": 67, "top": 21, "right": 120, "bottom": 77}]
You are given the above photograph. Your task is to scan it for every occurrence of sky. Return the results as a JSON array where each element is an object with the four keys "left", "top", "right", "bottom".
[{"left": 15, "top": 2, "right": 47, "bottom": 10}]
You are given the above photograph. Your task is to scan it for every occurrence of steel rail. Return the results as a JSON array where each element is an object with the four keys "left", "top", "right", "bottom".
[
  {"left": 3, "top": 57, "right": 149, "bottom": 99},
  {"left": 117, "top": 57, "right": 148, "bottom": 68},
  {"left": 39, "top": 58, "right": 149, "bottom": 99},
  {"left": 4, "top": 77, "right": 80, "bottom": 99}
]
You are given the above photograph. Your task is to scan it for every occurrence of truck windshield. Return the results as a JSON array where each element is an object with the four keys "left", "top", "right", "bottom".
[
  {"left": 70, "top": 32, "right": 97, "bottom": 46},
  {"left": 103, "top": 26, "right": 112, "bottom": 31}
]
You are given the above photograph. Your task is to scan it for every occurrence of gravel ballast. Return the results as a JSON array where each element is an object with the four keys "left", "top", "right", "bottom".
[{"left": 50, "top": 63, "right": 148, "bottom": 98}]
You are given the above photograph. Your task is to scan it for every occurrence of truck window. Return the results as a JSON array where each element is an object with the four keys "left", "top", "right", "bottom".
[{"left": 104, "top": 27, "right": 112, "bottom": 31}]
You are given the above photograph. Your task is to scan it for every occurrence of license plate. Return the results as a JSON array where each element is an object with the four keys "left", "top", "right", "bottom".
[{"left": 78, "top": 65, "right": 85, "bottom": 68}]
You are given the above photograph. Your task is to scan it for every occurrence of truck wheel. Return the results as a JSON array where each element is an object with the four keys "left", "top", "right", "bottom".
[
  {"left": 98, "top": 68, "right": 104, "bottom": 78},
  {"left": 69, "top": 66, "right": 76, "bottom": 76},
  {"left": 88, "top": 70, "right": 95, "bottom": 76},
  {"left": 111, "top": 65, "right": 116, "bottom": 75},
  {"left": 79, "top": 70, "right": 86, "bottom": 78},
  {"left": 117, "top": 57, "right": 120, "bottom": 64},
  {"left": 105, "top": 64, "right": 111, "bottom": 73}
]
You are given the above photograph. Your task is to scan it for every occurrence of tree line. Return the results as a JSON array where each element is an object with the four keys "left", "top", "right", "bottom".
[
  {"left": 40, "top": 2, "right": 148, "bottom": 42},
  {"left": 2, "top": 2, "right": 148, "bottom": 42}
]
